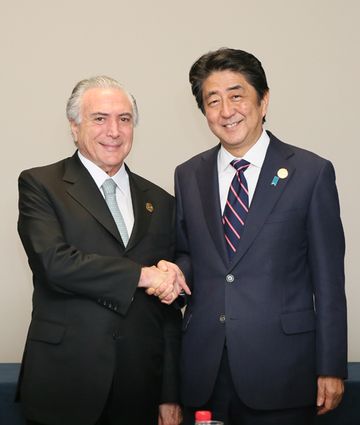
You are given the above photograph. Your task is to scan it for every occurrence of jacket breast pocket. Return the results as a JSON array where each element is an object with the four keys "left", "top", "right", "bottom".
[
  {"left": 280, "top": 310, "right": 316, "bottom": 335},
  {"left": 28, "top": 319, "right": 66, "bottom": 344},
  {"left": 265, "top": 209, "right": 305, "bottom": 224}
]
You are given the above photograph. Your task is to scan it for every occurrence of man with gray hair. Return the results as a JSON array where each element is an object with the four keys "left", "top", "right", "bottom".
[{"left": 17, "top": 76, "right": 189, "bottom": 425}]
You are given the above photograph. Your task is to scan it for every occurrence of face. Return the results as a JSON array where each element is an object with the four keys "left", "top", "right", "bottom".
[
  {"left": 71, "top": 87, "right": 134, "bottom": 176},
  {"left": 202, "top": 70, "right": 269, "bottom": 157}
]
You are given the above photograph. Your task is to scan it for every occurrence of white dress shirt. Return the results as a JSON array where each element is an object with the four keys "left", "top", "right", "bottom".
[
  {"left": 77, "top": 152, "right": 134, "bottom": 236},
  {"left": 217, "top": 130, "right": 270, "bottom": 213}
]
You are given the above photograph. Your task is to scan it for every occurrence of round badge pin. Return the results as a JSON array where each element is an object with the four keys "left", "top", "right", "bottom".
[
  {"left": 146, "top": 202, "right": 154, "bottom": 213},
  {"left": 277, "top": 168, "right": 288, "bottom": 179}
]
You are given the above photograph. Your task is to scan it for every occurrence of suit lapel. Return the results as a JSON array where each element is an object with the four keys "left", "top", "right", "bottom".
[
  {"left": 63, "top": 155, "right": 154, "bottom": 251},
  {"left": 229, "top": 133, "right": 296, "bottom": 269},
  {"left": 126, "top": 170, "right": 152, "bottom": 251},
  {"left": 63, "top": 154, "right": 125, "bottom": 246},
  {"left": 196, "top": 145, "right": 229, "bottom": 266}
]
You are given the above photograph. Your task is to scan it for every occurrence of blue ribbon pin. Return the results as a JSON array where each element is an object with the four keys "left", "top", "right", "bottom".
[{"left": 271, "top": 176, "right": 279, "bottom": 186}]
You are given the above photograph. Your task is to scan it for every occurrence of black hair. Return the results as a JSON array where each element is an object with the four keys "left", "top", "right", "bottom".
[{"left": 189, "top": 48, "right": 269, "bottom": 115}]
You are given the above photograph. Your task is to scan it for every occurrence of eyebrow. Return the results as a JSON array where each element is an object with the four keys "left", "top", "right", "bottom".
[
  {"left": 90, "top": 112, "right": 133, "bottom": 118},
  {"left": 227, "top": 84, "right": 243, "bottom": 92},
  {"left": 90, "top": 112, "right": 108, "bottom": 117},
  {"left": 205, "top": 84, "right": 244, "bottom": 99}
]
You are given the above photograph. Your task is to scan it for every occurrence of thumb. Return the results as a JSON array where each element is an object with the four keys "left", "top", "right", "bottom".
[
  {"left": 157, "top": 260, "right": 169, "bottom": 272},
  {"left": 317, "top": 378, "right": 326, "bottom": 407}
]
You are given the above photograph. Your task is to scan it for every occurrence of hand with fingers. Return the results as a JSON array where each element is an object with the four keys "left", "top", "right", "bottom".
[
  {"left": 317, "top": 376, "right": 344, "bottom": 415},
  {"left": 140, "top": 261, "right": 191, "bottom": 304},
  {"left": 153, "top": 260, "right": 191, "bottom": 303}
]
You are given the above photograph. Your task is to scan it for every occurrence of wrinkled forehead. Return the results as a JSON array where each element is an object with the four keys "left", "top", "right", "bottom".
[
  {"left": 80, "top": 87, "right": 134, "bottom": 117},
  {"left": 81, "top": 87, "right": 132, "bottom": 111},
  {"left": 203, "top": 70, "right": 251, "bottom": 92}
]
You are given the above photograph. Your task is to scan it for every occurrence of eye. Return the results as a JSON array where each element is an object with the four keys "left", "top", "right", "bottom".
[
  {"left": 119, "top": 115, "right": 133, "bottom": 123},
  {"left": 94, "top": 116, "right": 105, "bottom": 123},
  {"left": 208, "top": 98, "right": 220, "bottom": 107},
  {"left": 232, "top": 94, "right": 241, "bottom": 101}
]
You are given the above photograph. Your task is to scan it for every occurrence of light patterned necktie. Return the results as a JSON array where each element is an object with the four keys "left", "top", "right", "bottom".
[
  {"left": 102, "top": 178, "right": 129, "bottom": 246},
  {"left": 222, "top": 159, "right": 250, "bottom": 259}
]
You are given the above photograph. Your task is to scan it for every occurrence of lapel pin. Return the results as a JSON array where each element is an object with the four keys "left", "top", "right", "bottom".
[
  {"left": 271, "top": 176, "right": 279, "bottom": 186},
  {"left": 271, "top": 168, "right": 288, "bottom": 186},
  {"left": 277, "top": 168, "right": 288, "bottom": 179},
  {"left": 146, "top": 202, "right": 154, "bottom": 213}
]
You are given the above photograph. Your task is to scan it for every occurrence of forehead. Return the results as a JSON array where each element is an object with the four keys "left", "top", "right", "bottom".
[
  {"left": 203, "top": 70, "right": 251, "bottom": 92},
  {"left": 81, "top": 87, "right": 132, "bottom": 112}
]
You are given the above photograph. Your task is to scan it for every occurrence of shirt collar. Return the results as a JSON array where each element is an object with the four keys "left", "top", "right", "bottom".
[
  {"left": 77, "top": 151, "right": 128, "bottom": 193},
  {"left": 218, "top": 129, "right": 270, "bottom": 172}
]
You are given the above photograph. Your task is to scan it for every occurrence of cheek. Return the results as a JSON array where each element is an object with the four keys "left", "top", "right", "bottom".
[
  {"left": 238, "top": 102, "right": 252, "bottom": 116},
  {"left": 123, "top": 129, "right": 133, "bottom": 144},
  {"left": 205, "top": 112, "right": 219, "bottom": 129},
  {"left": 90, "top": 127, "right": 106, "bottom": 140},
  {"left": 120, "top": 130, "right": 133, "bottom": 151},
  {"left": 207, "top": 120, "right": 220, "bottom": 135},
  {"left": 84, "top": 132, "right": 103, "bottom": 155}
]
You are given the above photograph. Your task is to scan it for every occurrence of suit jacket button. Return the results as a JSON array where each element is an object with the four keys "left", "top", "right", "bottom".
[
  {"left": 226, "top": 274, "right": 234, "bottom": 283},
  {"left": 219, "top": 314, "right": 226, "bottom": 323},
  {"left": 112, "top": 331, "right": 121, "bottom": 340}
]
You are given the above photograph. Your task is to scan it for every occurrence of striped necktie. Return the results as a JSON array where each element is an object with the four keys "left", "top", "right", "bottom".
[
  {"left": 223, "top": 159, "right": 250, "bottom": 258},
  {"left": 102, "top": 178, "right": 129, "bottom": 246}
]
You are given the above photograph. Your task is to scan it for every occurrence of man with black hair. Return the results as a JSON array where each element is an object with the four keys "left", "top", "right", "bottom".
[{"left": 173, "top": 48, "right": 347, "bottom": 425}]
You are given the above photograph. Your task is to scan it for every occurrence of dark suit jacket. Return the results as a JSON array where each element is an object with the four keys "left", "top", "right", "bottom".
[
  {"left": 17, "top": 153, "right": 181, "bottom": 425},
  {"left": 175, "top": 131, "right": 347, "bottom": 410}
]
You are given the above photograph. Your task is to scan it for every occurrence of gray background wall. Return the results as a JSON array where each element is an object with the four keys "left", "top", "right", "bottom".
[{"left": 1, "top": 0, "right": 359, "bottom": 361}]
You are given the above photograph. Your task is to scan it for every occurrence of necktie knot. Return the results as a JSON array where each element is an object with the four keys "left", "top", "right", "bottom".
[
  {"left": 231, "top": 159, "right": 250, "bottom": 173},
  {"left": 102, "top": 178, "right": 117, "bottom": 195}
]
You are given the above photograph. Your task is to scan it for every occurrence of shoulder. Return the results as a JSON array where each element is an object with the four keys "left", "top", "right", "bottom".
[
  {"left": 176, "top": 145, "right": 220, "bottom": 173},
  {"left": 268, "top": 131, "right": 329, "bottom": 163},
  {"left": 267, "top": 132, "right": 338, "bottom": 191},
  {"left": 268, "top": 131, "right": 332, "bottom": 168},
  {"left": 19, "top": 156, "right": 72, "bottom": 184}
]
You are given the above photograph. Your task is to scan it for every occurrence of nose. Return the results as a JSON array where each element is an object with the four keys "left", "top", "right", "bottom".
[
  {"left": 107, "top": 118, "right": 120, "bottom": 138},
  {"left": 221, "top": 99, "right": 235, "bottom": 118}
]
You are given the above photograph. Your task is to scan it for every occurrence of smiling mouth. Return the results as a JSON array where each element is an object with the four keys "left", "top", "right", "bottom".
[
  {"left": 101, "top": 142, "right": 120, "bottom": 149},
  {"left": 223, "top": 120, "right": 241, "bottom": 128}
]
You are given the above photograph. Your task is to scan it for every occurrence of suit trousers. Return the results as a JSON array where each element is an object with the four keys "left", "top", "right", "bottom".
[
  {"left": 182, "top": 346, "right": 316, "bottom": 425},
  {"left": 94, "top": 379, "right": 158, "bottom": 425},
  {"left": 27, "top": 391, "right": 158, "bottom": 425},
  {"left": 26, "top": 361, "right": 159, "bottom": 425}
]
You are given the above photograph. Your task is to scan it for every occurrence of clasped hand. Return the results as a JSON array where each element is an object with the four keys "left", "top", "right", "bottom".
[{"left": 139, "top": 260, "right": 191, "bottom": 304}]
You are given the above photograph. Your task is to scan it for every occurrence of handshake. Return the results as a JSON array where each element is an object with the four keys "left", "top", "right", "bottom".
[{"left": 138, "top": 260, "right": 191, "bottom": 304}]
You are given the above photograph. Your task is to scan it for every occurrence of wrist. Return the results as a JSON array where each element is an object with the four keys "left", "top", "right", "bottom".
[{"left": 138, "top": 266, "right": 153, "bottom": 288}]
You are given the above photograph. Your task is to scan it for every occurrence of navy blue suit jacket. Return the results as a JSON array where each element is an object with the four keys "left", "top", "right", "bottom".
[{"left": 175, "top": 131, "right": 347, "bottom": 410}]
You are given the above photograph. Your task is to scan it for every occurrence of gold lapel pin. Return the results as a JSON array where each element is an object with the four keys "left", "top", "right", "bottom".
[
  {"left": 146, "top": 202, "right": 154, "bottom": 213},
  {"left": 277, "top": 168, "right": 288, "bottom": 179}
]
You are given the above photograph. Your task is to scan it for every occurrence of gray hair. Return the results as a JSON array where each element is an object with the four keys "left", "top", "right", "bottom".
[{"left": 66, "top": 75, "right": 139, "bottom": 126}]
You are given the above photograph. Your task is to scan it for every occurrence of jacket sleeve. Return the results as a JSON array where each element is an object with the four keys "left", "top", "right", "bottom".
[
  {"left": 18, "top": 169, "right": 141, "bottom": 316},
  {"left": 174, "top": 166, "right": 193, "bottom": 287},
  {"left": 307, "top": 160, "right": 347, "bottom": 378}
]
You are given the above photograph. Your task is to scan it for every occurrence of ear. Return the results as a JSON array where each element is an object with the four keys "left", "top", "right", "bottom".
[
  {"left": 261, "top": 90, "right": 270, "bottom": 118},
  {"left": 70, "top": 120, "right": 79, "bottom": 143}
]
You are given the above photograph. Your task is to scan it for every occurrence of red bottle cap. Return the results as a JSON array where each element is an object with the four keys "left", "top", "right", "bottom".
[{"left": 195, "top": 410, "right": 212, "bottom": 421}]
